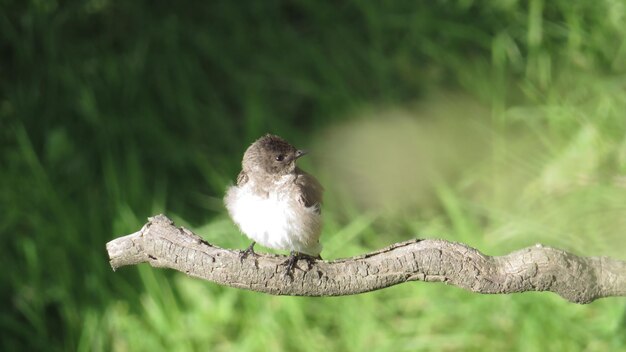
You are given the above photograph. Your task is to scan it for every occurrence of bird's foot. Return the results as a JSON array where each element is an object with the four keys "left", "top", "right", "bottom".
[
  {"left": 280, "top": 252, "right": 320, "bottom": 279},
  {"left": 239, "top": 242, "right": 257, "bottom": 264}
]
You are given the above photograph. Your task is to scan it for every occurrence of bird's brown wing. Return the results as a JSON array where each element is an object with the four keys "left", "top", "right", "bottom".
[
  {"left": 295, "top": 169, "right": 323, "bottom": 214},
  {"left": 236, "top": 170, "right": 249, "bottom": 186}
]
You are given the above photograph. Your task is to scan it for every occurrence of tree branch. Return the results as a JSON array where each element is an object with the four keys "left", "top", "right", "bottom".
[{"left": 106, "top": 215, "right": 626, "bottom": 304}]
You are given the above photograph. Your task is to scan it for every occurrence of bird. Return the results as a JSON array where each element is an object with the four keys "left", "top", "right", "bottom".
[{"left": 224, "top": 134, "right": 324, "bottom": 275}]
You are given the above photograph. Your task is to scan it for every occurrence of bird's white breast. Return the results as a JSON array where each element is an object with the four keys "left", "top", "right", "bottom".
[{"left": 224, "top": 177, "right": 322, "bottom": 256}]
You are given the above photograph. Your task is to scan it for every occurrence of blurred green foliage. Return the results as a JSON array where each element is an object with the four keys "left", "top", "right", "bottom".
[{"left": 2, "top": 0, "right": 626, "bottom": 351}]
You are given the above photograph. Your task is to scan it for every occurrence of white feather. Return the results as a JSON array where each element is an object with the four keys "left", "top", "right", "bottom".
[{"left": 224, "top": 176, "right": 322, "bottom": 256}]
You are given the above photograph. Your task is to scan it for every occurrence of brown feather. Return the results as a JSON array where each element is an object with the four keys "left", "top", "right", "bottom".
[
  {"left": 236, "top": 170, "right": 249, "bottom": 186},
  {"left": 295, "top": 167, "right": 323, "bottom": 214}
]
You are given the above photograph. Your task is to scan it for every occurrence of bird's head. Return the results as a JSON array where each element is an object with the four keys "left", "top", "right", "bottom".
[{"left": 242, "top": 134, "right": 307, "bottom": 176}]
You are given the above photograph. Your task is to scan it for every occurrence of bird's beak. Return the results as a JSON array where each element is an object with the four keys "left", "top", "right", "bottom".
[{"left": 294, "top": 149, "right": 308, "bottom": 160}]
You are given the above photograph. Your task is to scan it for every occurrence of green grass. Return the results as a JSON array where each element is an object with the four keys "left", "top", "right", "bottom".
[{"left": 2, "top": 0, "right": 626, "bottom": 351}]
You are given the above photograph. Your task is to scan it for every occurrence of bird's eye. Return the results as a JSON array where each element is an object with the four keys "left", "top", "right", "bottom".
[{"left": 275, "top": 154, "right": 285, "bottom": 161}]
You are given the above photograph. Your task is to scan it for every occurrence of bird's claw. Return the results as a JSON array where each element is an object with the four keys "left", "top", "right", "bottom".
[
  {"left": 280, "top": 252, "right": 319, "bottom": 279},
  {"left": 239, "top": 242, "right": 257, "bottom": 264}
]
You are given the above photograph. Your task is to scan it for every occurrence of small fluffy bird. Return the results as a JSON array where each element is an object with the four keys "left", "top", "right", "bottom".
[{"left": 224, "top": 134, "right": 324, "bottom": 268}]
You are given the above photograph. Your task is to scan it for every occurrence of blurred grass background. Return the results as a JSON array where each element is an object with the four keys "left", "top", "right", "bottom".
[{"left": 2, "top": 0, "right": 626, "bottom": 351}]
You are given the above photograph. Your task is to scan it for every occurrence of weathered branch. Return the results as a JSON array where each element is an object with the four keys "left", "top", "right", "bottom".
[{"left": 106, "top": 214, "right": 626, "bottom": 304}]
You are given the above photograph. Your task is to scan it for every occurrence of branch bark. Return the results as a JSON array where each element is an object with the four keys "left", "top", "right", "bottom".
[{"left": 106, "top": 214, "right": 626, "bottom": 304}]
